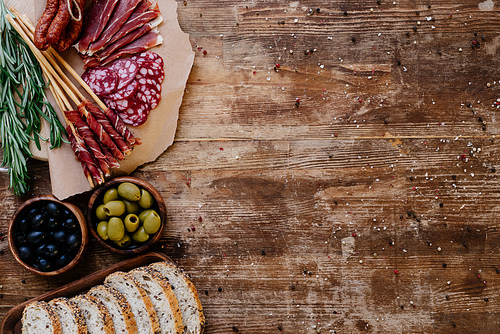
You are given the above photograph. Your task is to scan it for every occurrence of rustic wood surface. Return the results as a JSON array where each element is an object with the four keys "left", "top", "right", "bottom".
[{"left": 1, "top": 0, "right": 500, "bottom": 333}]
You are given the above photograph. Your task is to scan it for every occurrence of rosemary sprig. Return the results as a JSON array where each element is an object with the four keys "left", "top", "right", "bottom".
[{"left": 0, "top": 2, "right": 67, "bottom": 195}]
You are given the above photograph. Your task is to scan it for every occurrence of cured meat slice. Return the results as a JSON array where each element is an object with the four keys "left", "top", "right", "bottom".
[
  {"left": 82, "top": 67, "right": 118, "bottom": 96},
  {"left": 116, "top": 97, "right": 150, "bottom": 126},
  {"left": 133, "top": 51, "right": 164, "bottom": 67},
  {"left": 67, "top": 125, "right": 103, "bottom": 187},
  {"left": 136, "top": 60, "right": 164, "bottom": 83},
  {"left": 105, "top": 0, "right": 157, "bottom": 47},
  {"left": 74, "top": 0, "right": 119, "bottom": 54},
  {"left": 103, "top": 107, "right": 142, "bottom": 145},
  {"left": 92, "top": 16, "right": 162, "bottom": 63},
  {"left": 84, "top": 100, "right": 132, "bottom": 155},
  {"left": 136, "top": 77, "right": 161, "bottom": 109},
  {"left": 107, "top": 80, "right": 139, "bottom": 101},
  {"left": 104, "top": 97, "right": 134, "bottom": 111},
  {"left": 108, "top": 58, "right": 140, "bottom": 90},
  {"left": 87, "top": 0, "right": 142, "bottom": 55}
]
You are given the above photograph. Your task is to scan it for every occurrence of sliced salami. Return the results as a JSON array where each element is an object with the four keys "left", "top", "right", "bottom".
[
  {"left": 132, "top": 51, "right": 164, "bottom": 67},
  {"left": 136, "top": 76, "right": 161, "bottom": 109},
  {"left": 136, "top": 61, "right": 164, "bottom": 83},
  {"left": 108, "top": 58, "right": 140, "bottom": 90},
  {"left": 82, "top": 67, "right": 118, "bottom": 96},
  {"left": 104, "top": 97, "right": 135, "bottom": 112},
  {"left": 116, "top": 97, "right": 150, "bottom": 126},
  {"left": 106, "top": 80, "right": 139, "bottom": 101}
]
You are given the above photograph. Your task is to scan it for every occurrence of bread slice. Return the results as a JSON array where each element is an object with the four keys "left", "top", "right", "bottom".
[
  {"left": 71, "top": 294, "right": 115, "bottom": 334},
  {"left": 21, "top": 300, "right": 62, "bottom": 334},
  {"left": 130, "top": 267, "right": 184, "bottom": 334},
  {"left": 88, "top": 284, "right": 138, "bottom": 334},
  {"left": 48, "top": 297, "right": 87, "bottom": 334},
  {"left": 150, "top": 262, "right": 205, "bottom": 334},
  {"left": 104, "top": 271, "right": 161, "bottom": 334}
]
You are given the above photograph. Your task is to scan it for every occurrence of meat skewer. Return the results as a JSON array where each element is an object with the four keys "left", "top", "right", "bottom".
[
  {"left": 102, "top": 106, "right": 142, "bottom": 147},
  {"left": 64, "top": 110, "right": 111, "bottom": 176}
]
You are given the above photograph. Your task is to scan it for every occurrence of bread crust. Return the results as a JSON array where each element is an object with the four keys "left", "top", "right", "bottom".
[
  {"left": 21, "top": 300, "right": 62, "bottom": 334},
  {"left": 150, "top": 262, "right": 206, "bottom": 334},
  {"left": 105, "top": 271, "right": 161, "bottom": 334},
  {"left": 130, "top": 266, "right": 184, "bottom": 334},
  {"left": 88, "top": 284, "right": 138, "bottom": 334},
  {"left": 71, "top": 294, "right": 115, "bottom": 334}
]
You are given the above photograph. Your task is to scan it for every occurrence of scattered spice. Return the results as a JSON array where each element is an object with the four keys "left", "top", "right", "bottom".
[
  {"left": 218, "top": 287, "right": 222, "bottom": 292},
  {"left": 232, "top": 326, "right": 239, "bottom": 332}
]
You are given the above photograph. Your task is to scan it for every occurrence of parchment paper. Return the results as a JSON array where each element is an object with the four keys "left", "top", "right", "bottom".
[{"left": 14, "top": 0, "right": 194, "bottom": 199}]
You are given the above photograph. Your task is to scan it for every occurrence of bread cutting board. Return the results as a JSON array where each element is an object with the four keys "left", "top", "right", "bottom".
[{"left": 0, "top": 252, "right": 174, "bottom": 334}]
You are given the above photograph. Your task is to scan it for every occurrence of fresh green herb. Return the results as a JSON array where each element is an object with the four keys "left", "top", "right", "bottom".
[{"left": 0, "top": 2, "right": 67, "bottom": 195}]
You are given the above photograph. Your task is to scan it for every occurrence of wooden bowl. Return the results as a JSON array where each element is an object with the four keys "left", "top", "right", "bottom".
[
  {"left": 87, "top": 176, "right": 167, "bottom": 255},
  {"left": 8, "top": 195, "right": 88, "bottom": 276}
]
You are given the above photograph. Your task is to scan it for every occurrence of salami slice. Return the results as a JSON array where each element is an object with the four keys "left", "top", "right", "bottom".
[
  {"left": 104, "top": 97, "right": 135, "bottom": 111},
  {"left": 108, "top": 58, "right": 140, "bottom": 90},
  {"left": 82, "top": 67, "right": 118, "bottom": 96},
  {"left": 136, "top": 61, "right": 164, "bottom": 83},
  {"left": 136, "top": 76, "right": 161, "bottom": 109},
  {"left": 106, "top": 79, "right": 139, "bottom": 100},
  {"left": 133, "top": 51, "right": 164, "bottom": 67},
  {"left": 116, "top": 97, "right": 150, "bottom": 126}
]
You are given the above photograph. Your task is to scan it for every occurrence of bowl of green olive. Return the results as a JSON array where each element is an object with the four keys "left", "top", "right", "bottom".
[{"left": 87, "top": 176, "right": 167, "bottom": 254}]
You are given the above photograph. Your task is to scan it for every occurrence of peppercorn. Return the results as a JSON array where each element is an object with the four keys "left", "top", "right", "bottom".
[
  {"left": 351, "top": 37, "right": 356, "bottom": 42},
  {"left": 442, "top": 263, "right": 447, "bottom": 268},
  {"left": 232, "top": 326, "right": 239, "bottom": 332},
  {"left": 377, "top": 0, "right": 381, "bottom": 5},
  {"left": 344, "top": 11, "right": 348, "bottom": 16},
  {"left": 261, "top": 250, "right": 266, "bottom": 255},
  {"left": 406, "top": 32, "right": 410, "bottom": 37},
  {"left": 413, "top": 26, "right": 417, "bottom": 32},
  {"left": 218, "top": 287, "right": 222, "bottom": 292},
  {"left": 205, "top": 290, "right": 209, "bottom": 295},
  {"left": 397, "top": 60, "right": 401, "bottom": 66},
  {"left": 439, "top": 203, "right": 444, "bottom": 207},
  {"left": 278, "top": 325, "right": 283, "bottom": 331}
]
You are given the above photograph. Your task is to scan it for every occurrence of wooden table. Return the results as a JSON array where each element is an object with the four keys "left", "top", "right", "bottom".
[{"left": 1, "top": 0, "right": 500, "bottom": 333}]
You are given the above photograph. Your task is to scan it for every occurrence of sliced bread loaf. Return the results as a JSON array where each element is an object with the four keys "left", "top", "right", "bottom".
[
  {"left": 48, "top": 297, "right": 87, "bottom": 334},
  {"left": 150, "top": 262, "right": 205, "bottom": 334},
  {"left": 21, "top": 300, "right": 62, "bottom": 334},
  {"left": 71, "top": 294, "right": 115, "bottom": 334},
  {"left": 130, "top": 266, "right": 184, "bottom": 334},
  {"left": 88, "top": 284, "right": 138, "bottom": 334},
  {"left": 104, "top": 271, "right": 161, "bottom": 334}
]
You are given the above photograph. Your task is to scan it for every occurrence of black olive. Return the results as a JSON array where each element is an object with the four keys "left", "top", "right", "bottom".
[
  {"left": 18, "top": 246, "right": 32, "bottom": 261},
  {"left": 45, "top": 202, "right": 61, "bottom": 216},
  {"left": 45, "top": 244, "right": 59, "bottom": 258},
  {"left": 37, "top": 244, "right": 49, "bottom": 255},
  {"left": 62, "top": 217, "right": 77, "bottom": 230},
  {"left": 27, "top": 231, "right": 45, "bottom": 245},
  {"left": 62, "top": 209, "right": 72, "bottom": 218},
  {"left": 32, "top": 213, "right": 46, "bottom": 228},
  {"left": 53, "top": 230, "right": 67, "bottom": 244},
  {"left": 66, "top": 233, "right": 81, "bottom": 250},
  {"left": 46, "top": 217, "right": 59, "bottom": 230},
  {"left": 27, "top": 207, "right": 38, "bottom": 219},
  {"left": 15, "top": 232, "right": 27, "bottom": 245},
  {"left": 37, "top": 258, "right": 52, "bottom": 271},
  {"left": 55, "top": 254, "right": 71, "bottom": 267},
  {"left": 17, "top": 218, "right": 30, "bottom": 231}
]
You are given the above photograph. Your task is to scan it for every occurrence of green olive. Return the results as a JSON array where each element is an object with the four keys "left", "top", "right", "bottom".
[
  {"left": 138, "top": 189, "right": 154, "bottom": 209},
  {"left": 103, "top": 200, "right": 126, "bottom": 217},
  {"left": 132, "top": 226, "right": 150, "bottom": 243},
  {"left": 114, "top": 234, "right": 132, "bottom": 248},
  {"left": 143, "top": 210, "right": 161, "bottom": 234},
  {"left": 117, "top": 182, "right": 141, "bottom": 201},
  {"left": 107, "top": 217, "right": 125, "bottom": 241},
  {"left": 123, "top": 199, "right": 140, "bottom": 214},
  {"left": 138, "top": 209, "right": 154, "bottom": 223},
  {"left": 95, "top": 204, "right": 108, "bottom": 220},
  {"left": 97, "top": 221, "right": 108, "bottom": 240},
  {"left": 103, "top": 188, "right": 119, "bottom": 204},
  {"left": 124, "top": 214, "right": 140, "bottom": 232}
]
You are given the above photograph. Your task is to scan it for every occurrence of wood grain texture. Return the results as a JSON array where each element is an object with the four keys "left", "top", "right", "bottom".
[{"left": 1, "top": 0, "right": 500, "bottom": 333}]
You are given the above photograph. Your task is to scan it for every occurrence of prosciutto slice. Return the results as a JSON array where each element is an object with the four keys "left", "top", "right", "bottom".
[
  {"left": 104, "top": 1, "right": 158, "bottom": 47},
  {"left": 94, "top": 16, "right": 162, "bottom": 62},
  {"left": 74, "top": 0, "right": 119, "bottom": 54},
  {"left": 85, "top": 30, "right": 163, "bottom": 68},
  {"left": 87, "top": 0, "right": 142, "bottom": 55}
]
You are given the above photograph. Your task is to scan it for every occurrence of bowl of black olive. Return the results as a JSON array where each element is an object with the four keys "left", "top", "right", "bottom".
[
  {"left": 8, "top": 195, "right": 88, "bottom": 276},
  {"left": 87, "top": 176, "right": 166, "bottom": 255}
]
